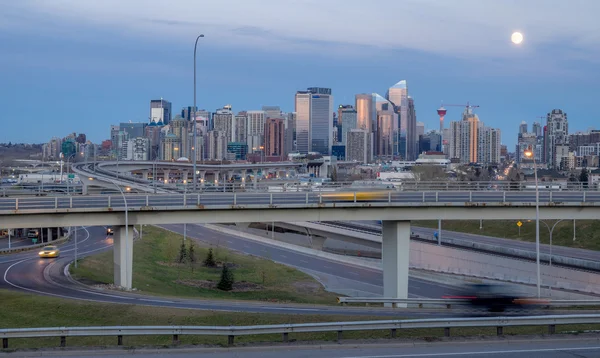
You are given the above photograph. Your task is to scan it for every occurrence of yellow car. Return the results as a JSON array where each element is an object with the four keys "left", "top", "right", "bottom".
[
  {"left": 38, "top": 245, "right": 60, "bottom": 258},
  {"left": 321, "top": 191, "right": 391, "bottom": 201}
]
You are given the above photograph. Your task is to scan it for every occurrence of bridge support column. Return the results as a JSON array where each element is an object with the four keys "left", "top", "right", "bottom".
[
  {"left": 252, "top": 169, "right": 258, "bottom": 189},
  {"left": 114, "top": 226, "right": 134, "bottom": 289},
  {"left": 163, "top": 169, "right": 171, "bottom": 183},
  {"left": 141, "top": 170, "right": 149, "bottom": 180},
  {"left": 382, "top": 221, "right": 410, "bottom": 307},
  {"left": 309, "top": 236, "right": 326, "bottom": 250},
  {"left": 46, "top": 228, "right": 52, "bottom": 243},
  {"left": 182, "top": 170, "right": 189, "bottom": 183},
  {"left": 199, "top": 171, "right": 206, "bottom": 187},
  {"left": 81, "top": 184, "right": 88, "bottom": 195}
]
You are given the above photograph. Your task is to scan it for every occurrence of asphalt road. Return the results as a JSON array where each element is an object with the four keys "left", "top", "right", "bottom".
[
  {"left": 0, "top": 190, "right": 598, "bottom": 211},
  {"left": 22, "top": 338, "right": 600, "bottom": 357},
  {"left": 0, "top": 225, "right": 473, "bottom": 318},
  {"left": 0, "top": 235, "right": 32, "bottom": 249},
  {"left": 344, "top": 221, "right": 600, "bottom": 263}
]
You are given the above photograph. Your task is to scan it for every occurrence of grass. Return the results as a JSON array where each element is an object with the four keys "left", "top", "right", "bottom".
[
  {"left": 70, "top": 226, "right": 339, "bottom": 304},
  {"left": 2, "top": 290, "right": 600, "bottom": 350},
  {"left": 414, "top": 220, "right": 600, "bottom": 251}
]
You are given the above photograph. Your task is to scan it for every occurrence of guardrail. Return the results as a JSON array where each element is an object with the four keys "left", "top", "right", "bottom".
[
  {"left": 0, "top": 232, "right": 71, "bottom": 255},
  {"left": 337, "top": 297, "right": 600, "bottom": 309},
  {"left": 2, "top": 314, "right": 600, "bottom": 348}
]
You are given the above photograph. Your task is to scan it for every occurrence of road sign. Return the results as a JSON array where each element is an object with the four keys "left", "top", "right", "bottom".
[
  {"left": 517, "top": 221, "right": 522, "bottom": 227},
  {"left": 68, "top": 174, "right": 75, "bottom": 179}
]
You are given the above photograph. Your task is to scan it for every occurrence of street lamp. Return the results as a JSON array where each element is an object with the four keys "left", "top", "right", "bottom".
[
  {"left": 524, "top": 146, "right": 541, "bottom": 298},
  {"left": 109, "top": 179, "right": 130, "bottom": 290},
  {"left": 193, "top": 34, "right": 205, "bottom": 191}
]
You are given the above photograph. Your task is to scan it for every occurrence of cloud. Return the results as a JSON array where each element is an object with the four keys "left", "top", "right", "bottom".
[{"left": 4, "top": 0, "right": 600, "bottom": 74}]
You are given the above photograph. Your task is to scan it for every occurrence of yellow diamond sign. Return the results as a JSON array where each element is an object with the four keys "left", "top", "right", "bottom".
[{"left": 517, "top": 221, "right": 523, "bottom": 227}]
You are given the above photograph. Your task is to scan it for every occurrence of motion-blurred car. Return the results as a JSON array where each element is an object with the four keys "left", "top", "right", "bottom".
[
  {"left": 106, "top": 227, "right": 113, "bottom": 235},
  {"left": 451, "top": 283, "right": 546, "bottom": 312},
  {"left": 38, "top": 245, "right": 60, "bottom": 258},
  {"left": 320, "top": 191, "right": 391, "bottom": 201}
]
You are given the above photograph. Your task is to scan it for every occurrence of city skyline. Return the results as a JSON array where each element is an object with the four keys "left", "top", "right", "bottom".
[{"left": 2, "top": 1, "right": 599, "bottom": 146}]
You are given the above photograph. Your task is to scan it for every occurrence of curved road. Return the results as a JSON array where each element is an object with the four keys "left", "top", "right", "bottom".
[{"left": 0, "top": 225, "right": 577, "bottom": 318}]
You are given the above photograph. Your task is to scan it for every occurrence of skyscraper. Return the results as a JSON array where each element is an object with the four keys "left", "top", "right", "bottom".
[
  {"left": 346, "top": 129, "right": 372, "bottom": 164},
  {"left": 170, "top": 117, "right": 189, "bottom": 159},
  {"left": 339, "top": 105, "right": 357, "bottom": 145},
  {"left": 264, "top": 118, "right": 285, "bottom": 161},
  {"left": 150, "top": 99, "right": 172, "bottom": 125},
  {"left": 386, "top": 80, "right": 416, "bottom": 160},
  {"left": 246, "top": 110, "right": 267, "bottom": 153},
  {"left": 262, "top": 106, "right": 281, "bottom": 119},
  {"left": 532, "top": 121, "right": 542, "bottom": 138},
  {"left": 355, "top": 94, "right": 374, "bottom": 131},
  {"left": 519, "top": 121, "right": 528, "bottom": 136},
  {"left": 294, "top": 87, "right": 333, "bottom": 155},
  {"left": 212, "top": 105, "right": 234, "bottom": 143},
  {"left": 233, "top": 112, "right": 247, "bottom": 143},
  {"left": 545, "top": 109, "right": 569, "bottom": 168},
  {"left": 449, "top": 108, "right": 501, "bottom": 165}
]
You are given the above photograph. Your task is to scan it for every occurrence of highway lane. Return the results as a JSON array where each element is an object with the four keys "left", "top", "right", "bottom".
[
  {"left": 345, "top": 221, "right": 600, "bottom": 264},
  {"left": 0, "top": 226, "right": 472, "bottom": 318},
  {"left": 25, "top": 338, "right": 600, "bottom": 357},
  {"left": 160, "top": 223, "right": 467, "bottom": 299},
  {"left": 1, "top": 190, "right": 600, "bottom": 211}
]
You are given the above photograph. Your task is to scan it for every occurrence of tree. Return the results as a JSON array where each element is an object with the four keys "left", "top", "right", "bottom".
[
  {"left": 580, "top": 168, "right": 589, "bottom": 188},
  {"left": 569, "top": 173, "right": 577, "bottom": 182},
  {"left": 411, "top": 165, "right": 446, "bottom": 181},
  {"left": 217, "top": 264, "right": 234, "bottom": 291},
  {"left": 177, "top": 241, "right": 187, "bottom": 263},
  {"left": 203, "top": 248, "right": 216, "bottom": 267},
  {"left": 188, "top": 243, "right": 197, "bottom": 264}
]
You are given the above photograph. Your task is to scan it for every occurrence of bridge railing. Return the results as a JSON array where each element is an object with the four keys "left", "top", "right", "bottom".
[
  {"left": 2, "top": 314, "right": 600, "bottom": 348},
  {"left": 337, "top": 297, "right": 600, "bottom": 308}
]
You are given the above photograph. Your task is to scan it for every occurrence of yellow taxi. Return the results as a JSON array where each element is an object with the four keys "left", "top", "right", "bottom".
[{"left": 38, "top": 245, "right": 60, "bottom": 258}]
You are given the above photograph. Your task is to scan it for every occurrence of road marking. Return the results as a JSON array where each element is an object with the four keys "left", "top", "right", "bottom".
[
  {"left": 349, "top": 272, "right": 360, "bottom": 276},
  {"left": 299, "top": 259, "right": 309, "bottom": 264},
  {"left": 323, "top": 265, "right": 331, "bottom": 269},
  {"left": 279, "top": 254, "right": 287, "bottom": 258},
  {"left": 342, "top": 346, "right": 600, "bottom": 358}
]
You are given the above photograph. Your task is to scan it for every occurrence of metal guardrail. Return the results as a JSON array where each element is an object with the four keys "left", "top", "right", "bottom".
[
  {"left": 2, "top": 314, "right": 600, "bottom": 348},
  {"left": 337, "top": 297, "right": 600, "bottom": 309},
  {"left": 1, "top": 190, "right": 598, "bottom": 213}
]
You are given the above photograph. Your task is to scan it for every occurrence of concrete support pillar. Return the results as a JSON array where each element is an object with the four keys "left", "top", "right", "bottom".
[
  {"left": 228, "top": 170, "right": 234, "bottom": 182},
  {"left": 214, "top": 172, "right": 220, "bottom": 185},
  {"left": 182, "top": 170, "right": 189, "bottom": 182},
  {"left": 141, "top": 170, "right": 149, "bottom": 180},
  {"left": 163, "top": 169, "right": 171, "bottom": 183},
  {"left": 241, "top": 170, "right": 247, "bottom": 187},
  {"left": 113, "top": 226, "right": 134, "bottom": 289},
  {"left": 199, "top": 171, "right": 206, "bottom": 187},
  {"left": 81, "top": 184, "right": 88, "bottom": 195},
  {"left": 46, "top": 228, "right": 52, "bottom": 243},
  {"left": 309, "top": 236, "right": 326, "bottom": 250},
  {"left": 252, "top": 169, "right": 258, "bottom": 189},
  {"left": 382, "top": 221, "right": 411, "bottom": 307}
]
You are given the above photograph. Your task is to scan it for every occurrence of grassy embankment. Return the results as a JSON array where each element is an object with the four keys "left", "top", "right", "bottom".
[
  {"left": 71, "top": 226, "right": 338, "bottom": 304},
  {"left": 3, "top": 290, "right": 600, "bottom": 349},
  {"left": 414, "top": 220, "right": 600, "bottom": 251}
]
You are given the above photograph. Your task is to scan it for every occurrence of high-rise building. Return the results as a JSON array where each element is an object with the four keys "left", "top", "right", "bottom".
[
  {"left": 206, "top": 130, "right": 227, "bottom": 160},
  {"left": 295, "top": 87, "right": 333, "bottom": 155},
  {"left": 532, "top": 122, "right": 542, "bottom": 138},
  {"left": 355, "top": 94, "right": 374, "bottom": 131},
  {"left": 150, "top": 99, "right": 172, "bottom": 125},
  {"left": 119, "top": 122, "right": 146, "bottom": 140},
  {"left": 264, "top": 118, "right": 285, "bottom": 161},
  {"left": 262, "top": 106, "right": 281, "bottom": 119},
  {"left": 170, "top": 117, "right": 189, "bottom": 159},
  {"left": 125, "top": 137, "right": 150, "bottom": 161},
  {"left": 246, "top": 110, "right": 266, "bottom": 153},
  {"left": 519, "top": 121, "right": 528, "bottom": 136},
  {"left": 449, "top": 107, "right": 502, "bottom": 164},
  {"left": 181, "top": 106, "right": 197, "bottom": 121},
  {"left": 339, "top": 105, "right": 357, "bottom": 145},
  {"left": 283, "top": 112, "right": 295, "bottom": 156},
  {"left": 233, "top": 112, "right": 247, "bottom": 143},
  {"left": 386, "top": 80, "right": 416, "bottom": 160},
  {"left": 160, "top": 133, "right": 180, "bottom": 161},
  {"left": 226, "top": 142, "right": 248, "bottom": 160},
  {"left": 545, "top": 109, "right": 569, "bottom": 168},
  {"left": 346, "top": 129, "right": 372, "bottom": 164},
  {"left": 212, "top": 106, "right": 234, "bottom": 142},
  {"left": 416, "top": 122, "right": 425, "bottom": 137}
]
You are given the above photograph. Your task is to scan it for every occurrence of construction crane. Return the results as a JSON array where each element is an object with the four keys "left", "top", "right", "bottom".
[{"left": 441, "top": 102, "right": 480, "bottom": 110}]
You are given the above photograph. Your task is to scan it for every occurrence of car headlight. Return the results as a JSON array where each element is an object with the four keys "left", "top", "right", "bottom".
[
  {"left": 38, "top": 251, "right": 44, "bottom": 255},
  {"left": 49, "top": 252, "right": 55, "bottom": 255}
]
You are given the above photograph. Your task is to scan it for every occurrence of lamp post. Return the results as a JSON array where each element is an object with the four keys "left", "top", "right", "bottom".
[
  {"left": 65, "top": 153, "right": 76, "bottom": 195},
  {"left": 524, "top": 146, "right": 541, "bottom": 298},
  {"left": 192, "top": 34, "right": 205, "bottom": 191},
  {"left": 540, "top": 219, "right": 563, "bottom": 296},
  {"left": 109, "top": 179, "right": 131, "bottom": 290}
]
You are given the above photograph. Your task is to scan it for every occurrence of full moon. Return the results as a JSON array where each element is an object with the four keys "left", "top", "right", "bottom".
[{"left": 511, "top": 31, "right": 524, "bottom": 44}]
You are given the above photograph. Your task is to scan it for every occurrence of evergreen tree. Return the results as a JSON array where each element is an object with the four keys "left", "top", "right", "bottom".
[
  {"left": 188, "top": 243, "right": 196, "bottom": 264},
  {"left": 204, "top": 248, "right": 216, "bottom": 267},
  {"left": 217, "top": 264, "right": 234, "bottom": 291},
  {"left": 177, "top": 241, "right": 187, "bottom": 263}
]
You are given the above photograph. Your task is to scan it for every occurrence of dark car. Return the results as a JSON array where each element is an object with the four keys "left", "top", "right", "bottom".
[
  {"left": 106, "top": 227, "right": 114, "bottom": 235},
  {"left": 460, "top": 283, "right": 522, "bottom": 312}
]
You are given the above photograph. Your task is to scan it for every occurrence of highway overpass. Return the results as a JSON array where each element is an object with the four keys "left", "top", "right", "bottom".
[{"left": 2, "top": 190, "right": 599, "bottom": 305}]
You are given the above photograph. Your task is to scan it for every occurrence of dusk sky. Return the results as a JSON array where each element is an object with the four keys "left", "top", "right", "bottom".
[{"left": 2, "top": 0, "right": 599, "bottom": 148}]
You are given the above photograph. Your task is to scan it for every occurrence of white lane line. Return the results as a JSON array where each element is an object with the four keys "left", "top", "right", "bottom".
[
  {"left": 341, "top": 346, "right": 600, "bottom": 358},
  {"left": 349, "top": 272, "right": 359, "bottom": 276},
  {"left": 279, "top": 254, "right": 287, "bottom": 259},
  {"left": 299, "top": 259, "right": 309, "bottom": 264}
]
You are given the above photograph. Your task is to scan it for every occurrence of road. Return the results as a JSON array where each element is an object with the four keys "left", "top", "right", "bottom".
[
  {"left": 0, "top": 225, "right": 473, "bottom": 318},
  {"left": 0, "top": 190, "right": 598, "bottom": 211},
  {"left": 16, "top": 338, "right": 600, "bottom": 357},
  {"left": 0, "top": 235, "right": 32, "bottom": 249},
  {"left": 342, "top": 221, "right": 600, "bottom": 263}
]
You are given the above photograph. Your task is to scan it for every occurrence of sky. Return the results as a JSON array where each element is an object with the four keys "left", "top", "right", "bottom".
[{"left": 1, "top": 0, "right": 599, "bottom": 149}]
